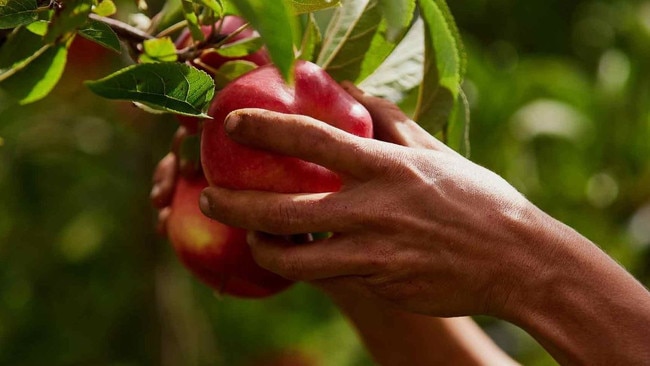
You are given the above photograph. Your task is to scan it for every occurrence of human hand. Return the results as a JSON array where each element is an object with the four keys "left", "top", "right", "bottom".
[
  {"left": 150, "top": 151, "right": 177, "bottom": 235},
  {"left": 150, "top": 126, "right": 201, "bottom": 235},
  {"left": 198, "top": 89, "right": 550, "bottom": 319}
]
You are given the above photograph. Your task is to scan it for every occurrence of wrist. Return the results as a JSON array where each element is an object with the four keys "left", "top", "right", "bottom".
[{"left": 498, "top": 206, "right": 650, "bottom": 364}]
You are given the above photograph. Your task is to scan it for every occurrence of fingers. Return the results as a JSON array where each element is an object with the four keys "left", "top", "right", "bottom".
[
  {"left": 341, "top": 81, "right": 452, "bottom": 152},
  {"left": 156, "top": 207, "right": 171, "bottom": 236},
  {"left": 224, "top": 108, "right": 393, "bottom": 179},
  {"left": 247, "top": 232, "right": 374, "bottom": 281},
  {"left": 151, "top": 152, "right": 178, "bottom": 209},
  {"left": 200, "top": 186, "right": 357, "bottom": 235}
]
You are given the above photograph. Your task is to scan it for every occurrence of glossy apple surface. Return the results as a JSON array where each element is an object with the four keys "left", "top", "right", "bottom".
[
  {"left": 201, "top": 60, "right": 373, "bottom": 193},
  {"left": 167, "top": 176, "right": 293, "bottom": 297}
]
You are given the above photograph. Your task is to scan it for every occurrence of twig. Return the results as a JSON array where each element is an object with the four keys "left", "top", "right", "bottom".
[{"left": 89, "top": 13, "right": 154, "bottom": 42}]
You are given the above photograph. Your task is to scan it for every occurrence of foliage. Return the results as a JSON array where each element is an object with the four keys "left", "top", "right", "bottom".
[{"left": 0, "top": 0, "right": 465, "bottom": 142}]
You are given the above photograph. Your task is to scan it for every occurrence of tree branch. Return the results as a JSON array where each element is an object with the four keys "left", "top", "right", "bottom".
[{"left": 89, "top": 13, "right": 154, "bottom": 42}]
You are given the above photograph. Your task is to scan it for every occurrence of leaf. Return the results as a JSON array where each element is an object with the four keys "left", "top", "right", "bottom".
[
  {"left": 139, "top": 37, "right": 178, "bottom": 63},
  {"left": 290, "top": 0, "right": 341, "bottom": 14},
  {"left": 0, "top": 26, "right": 48, "bottom": 80},
  {"left": 358, "top": 17, "right": 424, "bottom": 102},
  {"left": 92, "top": 0, "right": 116, "bottom": 17},
  {"left": 433, "top": 0, "right": 465, "bottom": 78},
  {"left": 230, "top": 0, "right": 296, "bottom": 81},
  {"left": 413, "top": 0, "right": 462, "bottom": 134},
  {"left": 297, "top": 13, "right": 321, "bottom": 61},
  {"left": 182, "top": 0, "right": 204, "bottom": 42},
  {"left": 213, "top": 36, "right": 263, "bottom": 58},
  {"left": 317, "top": 0, "right": 382, "bottom": 82},
  {"left": 212, "top": 60, "right": 256, "bottom": 89},
  {"left": 0, "top": 40, "right": 69, "bottom": 104},
  {"left": 354, "top": 20, "right": 393, "bottom": 83},
  {"left": 0, "top": 0, "right": 38, "bottom": 29},
  {"left": 44, "top": 0, "right": 93, "bottom": 43},
  {"left": 26, "top": 19, "right": 48, "bottom": 35},
  {"left": 194, "top": 0, "right": 222, "bottom": 14},
  {"left": 377, "top": 0, "right": 415, "bottom": 42},
  {"left": 85, "top": 63, "right": 216, "bottom": 117},
  {"left": 78, "top": 19, "right": 121, "bottom": 53},
  {"left": 446, "top": 88, "right": 470, "bottom": 156}
]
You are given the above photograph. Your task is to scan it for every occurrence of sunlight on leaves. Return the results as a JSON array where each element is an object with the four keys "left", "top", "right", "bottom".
[
  {"left": 0, "top": 0, "right": 38, "bottom": 29},
  {"left": 85, "top": 63, "right": 215, "bottom": 117}
]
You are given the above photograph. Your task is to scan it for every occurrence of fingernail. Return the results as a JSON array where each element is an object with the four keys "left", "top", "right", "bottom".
[
  {"left": 224, "top": 112, "right": 241, "bottom": 135},
  {"left": 199, "top": 191, "right": 211, "bottom": 216}
]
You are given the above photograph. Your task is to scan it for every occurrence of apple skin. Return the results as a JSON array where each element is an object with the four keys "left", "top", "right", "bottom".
[
  {"left": 167, "top": 175, "right": 293, "bottom": 298},
  {"left": 201, "top": 60, "right": 373, "bottom": 193},
  {"left": 176, "top": 15, "right": 271, "bottom": 134}
]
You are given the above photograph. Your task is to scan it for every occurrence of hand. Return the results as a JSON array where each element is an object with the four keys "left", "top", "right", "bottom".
[
  {"left": 151, "top": 151, "right": 177, "bottom": 235},
  {"left": 150, "top": 125, "right": 199, "bottom": 236},
  {"left": 198, "top": 85, "right": 544, "bottom": 319},
  {"left": 199, "top": 85, "right": 650, "bottom": 365}
]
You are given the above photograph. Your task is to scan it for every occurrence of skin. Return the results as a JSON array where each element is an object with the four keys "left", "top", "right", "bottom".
[
  {"left": 151, "top": 115, "right": 516, "bottom": 364},
  {"left": 196, "top": 83, "right": 650, "bottom": 364}
]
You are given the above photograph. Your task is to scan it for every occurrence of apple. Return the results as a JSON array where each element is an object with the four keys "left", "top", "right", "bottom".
[
  {"left": 167, "top": 175, "right": 293, "bottom": 298},
  {"left": 201, "top": 60, "right": 373, "bottom": 193},
  {"left": 176, "top": 15, "right": 271, "bottom": 134}
]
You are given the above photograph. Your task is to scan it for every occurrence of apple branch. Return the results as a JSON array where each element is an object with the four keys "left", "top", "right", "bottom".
[{"left": 88, "top": 13, "right": 154, "bottom": 42}]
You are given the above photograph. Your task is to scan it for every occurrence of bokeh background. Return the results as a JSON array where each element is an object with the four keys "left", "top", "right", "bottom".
[{"left": 1, "top": 0, "right": 649, "bottom": 365}]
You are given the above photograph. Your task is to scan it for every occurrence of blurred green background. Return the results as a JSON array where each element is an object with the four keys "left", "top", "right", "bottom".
[{"left": 1, "top": 1, "right": 649, "bottom": 365}]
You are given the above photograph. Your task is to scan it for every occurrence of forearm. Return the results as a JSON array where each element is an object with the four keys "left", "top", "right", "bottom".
[
  {"left": 504, "top": 206, "right": 650, "bottom": 364},
  {"left": 329, "top": 292, "right": 518, "bottom": 366}
]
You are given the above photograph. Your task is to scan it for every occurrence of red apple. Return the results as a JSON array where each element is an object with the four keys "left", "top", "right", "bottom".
[
  {"left": 201, "top": 60, "right": 373, "bottom": 193},
  {"left": 167, "top": 175, "right": 293, "bottom": 297},
  {"left": 176, "top": 15, "right": 271, "bottom": 134}
]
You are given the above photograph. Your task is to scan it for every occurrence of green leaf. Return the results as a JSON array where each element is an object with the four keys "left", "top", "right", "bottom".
[
  {"left": 212, "top": 60, "right": 256, "bottom": 89},
  {"left": 182, "top": 0, "right": 204, "bottom": 42},
  {"left": 358, "top": 17, "right": 424, "bottom": 101},
  {"left": 139, "top": 37, "right": 178, "bottom": 63},
  {"left": 230, "top": 0, "right": 296, "bottom": 81},
  {"left": 44, "top": 0, "right": 93, "bottom": 43},
  {"left": 433, "top": 0, "right": 465, "bottom": 78},
  {"left": 85, "top": 63, "right": 215, "bottom": 117},
  {"left": 0, "top": 26, "right": 48, "bottom": 80},
  {"left": 213, "top": 36, "right": 263, "bottom": 58},
  {"left": 26, "top": 19, "right": 48, "bottom": 35},
  {"left": 0, "top": 0, "right": 38, "bottom": 29},
  {"left": 194, "top": 0, "right": 222, "bottom": 14},
  {"left": 446, "top": 88, "right": 470, "bottom": 156},
  {"left": 377, "top": 0, "right": 415, "bottom": 42},
  {"left": 0, "top": 40, "right": 69, "bottom": 104},
  {"left": 413, "top": 0, "right": 462, "bottom": 134},
  {"left": 297, "top": 13, "right": 321, "bottom": 61},
  {"left": 92, "top": 0, "right": 116, "bottom": 17},
  {"left": 317, "top": 0, "right": 383, "bottom": 82},
  {"left": 290, "top": 0, "right": 341, "bottom": 14},
  {"left": 78, "top": 19, "right": 121, "bottom": 53}
]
